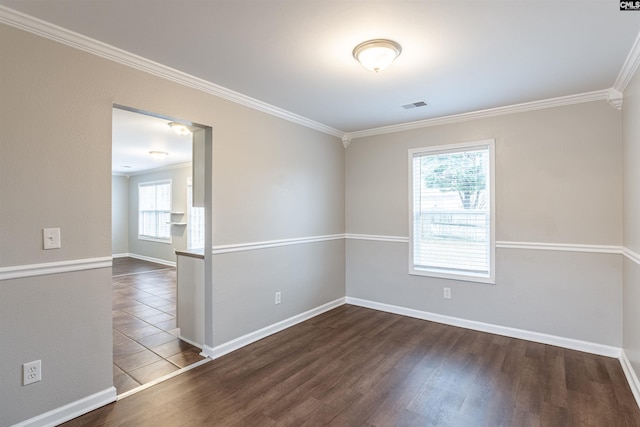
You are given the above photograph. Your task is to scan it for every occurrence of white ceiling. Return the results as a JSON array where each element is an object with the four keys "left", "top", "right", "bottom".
[
  {"left": 112, "top": 108, "right": 192, "bottom": 174},
  {"left": 1, "top": 1, "right": 639, "bottom": 135}
]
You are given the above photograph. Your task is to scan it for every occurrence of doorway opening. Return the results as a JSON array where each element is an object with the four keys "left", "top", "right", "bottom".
[{"left": 111, "top": 105, "right": 210, "bottom": 395}]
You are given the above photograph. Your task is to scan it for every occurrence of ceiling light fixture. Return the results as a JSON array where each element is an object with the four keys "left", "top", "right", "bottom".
[
  {"left": 149, "top": 151, "right": 169, "bottom": 160},
  {"left": 353, "top": 39, "right": 402, "bottom": 73},
  {"left": 168, "top": 122, "right": 192, "bottom": 136}
]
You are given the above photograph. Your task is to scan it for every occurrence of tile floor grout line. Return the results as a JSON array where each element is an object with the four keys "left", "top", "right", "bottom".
[{"left": 112, "top": 257, "right": 206, "bottom": 395}]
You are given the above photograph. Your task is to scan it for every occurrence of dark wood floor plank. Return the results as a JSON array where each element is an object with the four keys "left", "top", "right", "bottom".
[
  {"left": 543, "top": 354, "right": 568, "bottom": 408},
  {"left": 564, "top": 351, "right": 591, "bottom": 393},
  {"left": 63, "top": 305, "right": 640, "bottom": 426}
]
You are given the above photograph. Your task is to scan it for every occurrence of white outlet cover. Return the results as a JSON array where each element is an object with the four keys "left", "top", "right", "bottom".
[{"left": 23, "top": 360, "right": 42, "bottom": 385}]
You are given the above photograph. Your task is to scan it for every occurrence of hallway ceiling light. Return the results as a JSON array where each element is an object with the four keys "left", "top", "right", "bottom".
[
  {"left": 168, "top": 122, "right": 192, "bottom": 136},
  {"left": 353, "top": 39, "right": 402, "bottom": 73},
  {"left": 149, "top": 150, "right": 169, "bottom": 160}
]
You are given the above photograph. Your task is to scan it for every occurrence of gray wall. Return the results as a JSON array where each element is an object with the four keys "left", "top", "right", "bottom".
[
  {"left": 213, "top": 240, "right": 345, "bottom": 345},
  {"left": 0, "top": 270, "right": 113, "bottom": 426},
  {"left": 346, "top": 101, "right": 623, "bottom": 346},
  {"left": 1, "top": 13, "right": 634, "bottom": 427},
  {"left": 127, "top": 165, "right": 191, "bottom": 264},
  {"left": 0, "top": 24, "right": 345, "bottom": 426},
  {"left": 211, "top": 104, "right": 346, "bottom": 346},
  {"left": 111, "top": 175, "right": 129, "bottom": 255},
  {"left": 623, "top": 63, "right": 640, "bottom": 377}
]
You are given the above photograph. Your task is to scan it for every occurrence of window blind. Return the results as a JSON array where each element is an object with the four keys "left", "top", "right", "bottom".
[
  {"left": 138, "top": 181, "right": 171, "bottom": 240},
  {"left": 187, "top": 179, "right": 205, "bottom": 250},
  {"left": 410, "top": 141, "right": 494, "bottom": 282}
]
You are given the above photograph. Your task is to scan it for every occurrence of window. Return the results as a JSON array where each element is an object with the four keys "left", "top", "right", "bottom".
[
  {"left": 138, "top": 180, "right": 171, "bottom": 242},
  {"left": 187, "top": 178, "right": 205, "bottom": 250},
  {"left": 409, "top": 139, "right": 495, "bottom": 283}
]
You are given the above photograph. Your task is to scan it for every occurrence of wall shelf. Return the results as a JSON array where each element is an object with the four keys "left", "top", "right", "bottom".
[{"left": 169, "top": 212, "right": 186, "bottom": 225}]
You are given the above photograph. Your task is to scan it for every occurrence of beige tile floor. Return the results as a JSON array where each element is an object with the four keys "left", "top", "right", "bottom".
[{"left": 112, "top": 258, "right": 205, "bottom": 394}]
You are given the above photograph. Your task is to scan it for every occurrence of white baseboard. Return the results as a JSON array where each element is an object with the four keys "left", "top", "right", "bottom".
[
  {"left": 178, "top": 334, "right": 203, "bottom": 350},
  {"left": 12, "top": 387, "right": 116, "bottom": 427},
  {"left": 345, "top": 297, "right": 621, "bottom": 358},
  {"left": 202, "top": 297, "right": 346, "bottom": 360},
  {"left": 127, "top": 253, "right": 176, "bottom": 268},
  {"left": 111, "top": 253, "right": 129, "bottom": 258},
  {"left": 620, "top": 350, "right": 640, "bottom": 409}
]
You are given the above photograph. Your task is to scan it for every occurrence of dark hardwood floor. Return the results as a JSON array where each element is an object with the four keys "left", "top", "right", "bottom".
[
  {"left": 112, "top": 257, "right": 205, "bottom": 394},
  {"left": 67, "top": 304, "right": 640, "bottom": 426}
]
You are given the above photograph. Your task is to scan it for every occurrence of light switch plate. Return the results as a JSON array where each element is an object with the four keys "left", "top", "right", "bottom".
[{"left": 43, "top": 228, "right": 61, "bottom": 250}]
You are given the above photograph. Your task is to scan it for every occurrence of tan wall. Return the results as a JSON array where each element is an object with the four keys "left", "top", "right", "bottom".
[
  {"left": 127, "top": 165, "right": 191, "bottom": 263},
  {"left": 622, "top": 60, "right": 640, "bottom": 379},
  {"left": 0, "top": 24, "right": 345, "bottom": 426},
  {"left": 111, "top": 175, "right": 129, "bottom": 255},
  {"left": 346, "top": 101, "right": 623, "bottom": 345},
  {"left": 0, "top": 15, "right": 632, "bottom": 426},
  {"left": 346, "top": 102, "right": 622, "bottom": 244}
]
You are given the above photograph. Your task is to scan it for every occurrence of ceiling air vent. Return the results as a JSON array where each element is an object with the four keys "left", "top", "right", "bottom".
[{"left": 402, "top": 101, "right": 428, "bottom": 110}]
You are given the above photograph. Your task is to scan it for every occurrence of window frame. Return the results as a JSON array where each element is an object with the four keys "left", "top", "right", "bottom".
[
  {"left": 408, "top": 139, "right": 496, "bottom": 284},
  {"left": 138, "top": 180, "right": 172, "bottom": 244},
  {"left": 187, "top": 177, "right": 205, "bottom": 250}
]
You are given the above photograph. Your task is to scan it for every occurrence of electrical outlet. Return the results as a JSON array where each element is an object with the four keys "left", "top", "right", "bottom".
[
  {"left": 275, "top": 291, "right": 281, "bottom": 305},
  {"left": 443, "top": 287, "right": 451, "bottom": 299},
  {"left": 23, "top": 360, "right": 41, "bottom": 385}
]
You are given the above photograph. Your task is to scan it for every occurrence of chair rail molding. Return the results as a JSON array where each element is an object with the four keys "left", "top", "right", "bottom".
[{"left": 0, "top": 257, "right": 113, "bottom": 281}]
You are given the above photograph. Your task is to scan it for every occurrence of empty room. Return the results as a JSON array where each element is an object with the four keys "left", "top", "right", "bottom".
[{"left": 2, "top": 1, "right": 640, "bottom": 426}]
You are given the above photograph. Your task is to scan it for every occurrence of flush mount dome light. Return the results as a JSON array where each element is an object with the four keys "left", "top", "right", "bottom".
[
  {"left": 149, "top": 151, "right": 169, "bottom": 160},
  {"left": 168, "top": 122, "right": 192, "bottom": 136},
  {"left": 353, "top": 39, "right": 402, "bottom": 72}
]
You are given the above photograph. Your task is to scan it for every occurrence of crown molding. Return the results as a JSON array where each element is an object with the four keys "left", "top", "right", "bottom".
[
  {"left": 349, "top": 90, "right": 610, "bottom": 139},
  {"left": 614, "top": 30, "right": 640, "bottom": 93},
  {"left": 342, "top": 134, "right": 352, "bottom": 148},
  {"left": 1, "top": 5, "right": 635, "bottom": 143},
  {"left": 608, "top": 88, "right": 624, "bottom": 110},
  {"left": 0, "top": 6, "right": 343, "bottom": 139}
]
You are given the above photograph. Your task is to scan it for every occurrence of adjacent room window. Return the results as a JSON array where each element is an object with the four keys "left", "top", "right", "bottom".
[
  {"left": 409, "top": 139, "right": 495, "bottom": 283},
  {"left": 187, "top": 178, "right": 205, "bottom": 250},
  {"left": 138, "top": 180, "right": 171, "bottom": 242}
]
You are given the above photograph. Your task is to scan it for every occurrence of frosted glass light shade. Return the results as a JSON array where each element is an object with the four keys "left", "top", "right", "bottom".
[
  {"left": 353, "top": 39, "right": 402, "bottom": 72},
  {"left": 168, "top": 122, "right": 191, "bottom": 136},
  {"left": 149, "top": 151, "right": 168, "bottom": 160}
]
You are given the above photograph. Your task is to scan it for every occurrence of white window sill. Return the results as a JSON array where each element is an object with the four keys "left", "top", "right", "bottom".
[{"left": 409, "top": 267, "right": 495, "bottom": 285}]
